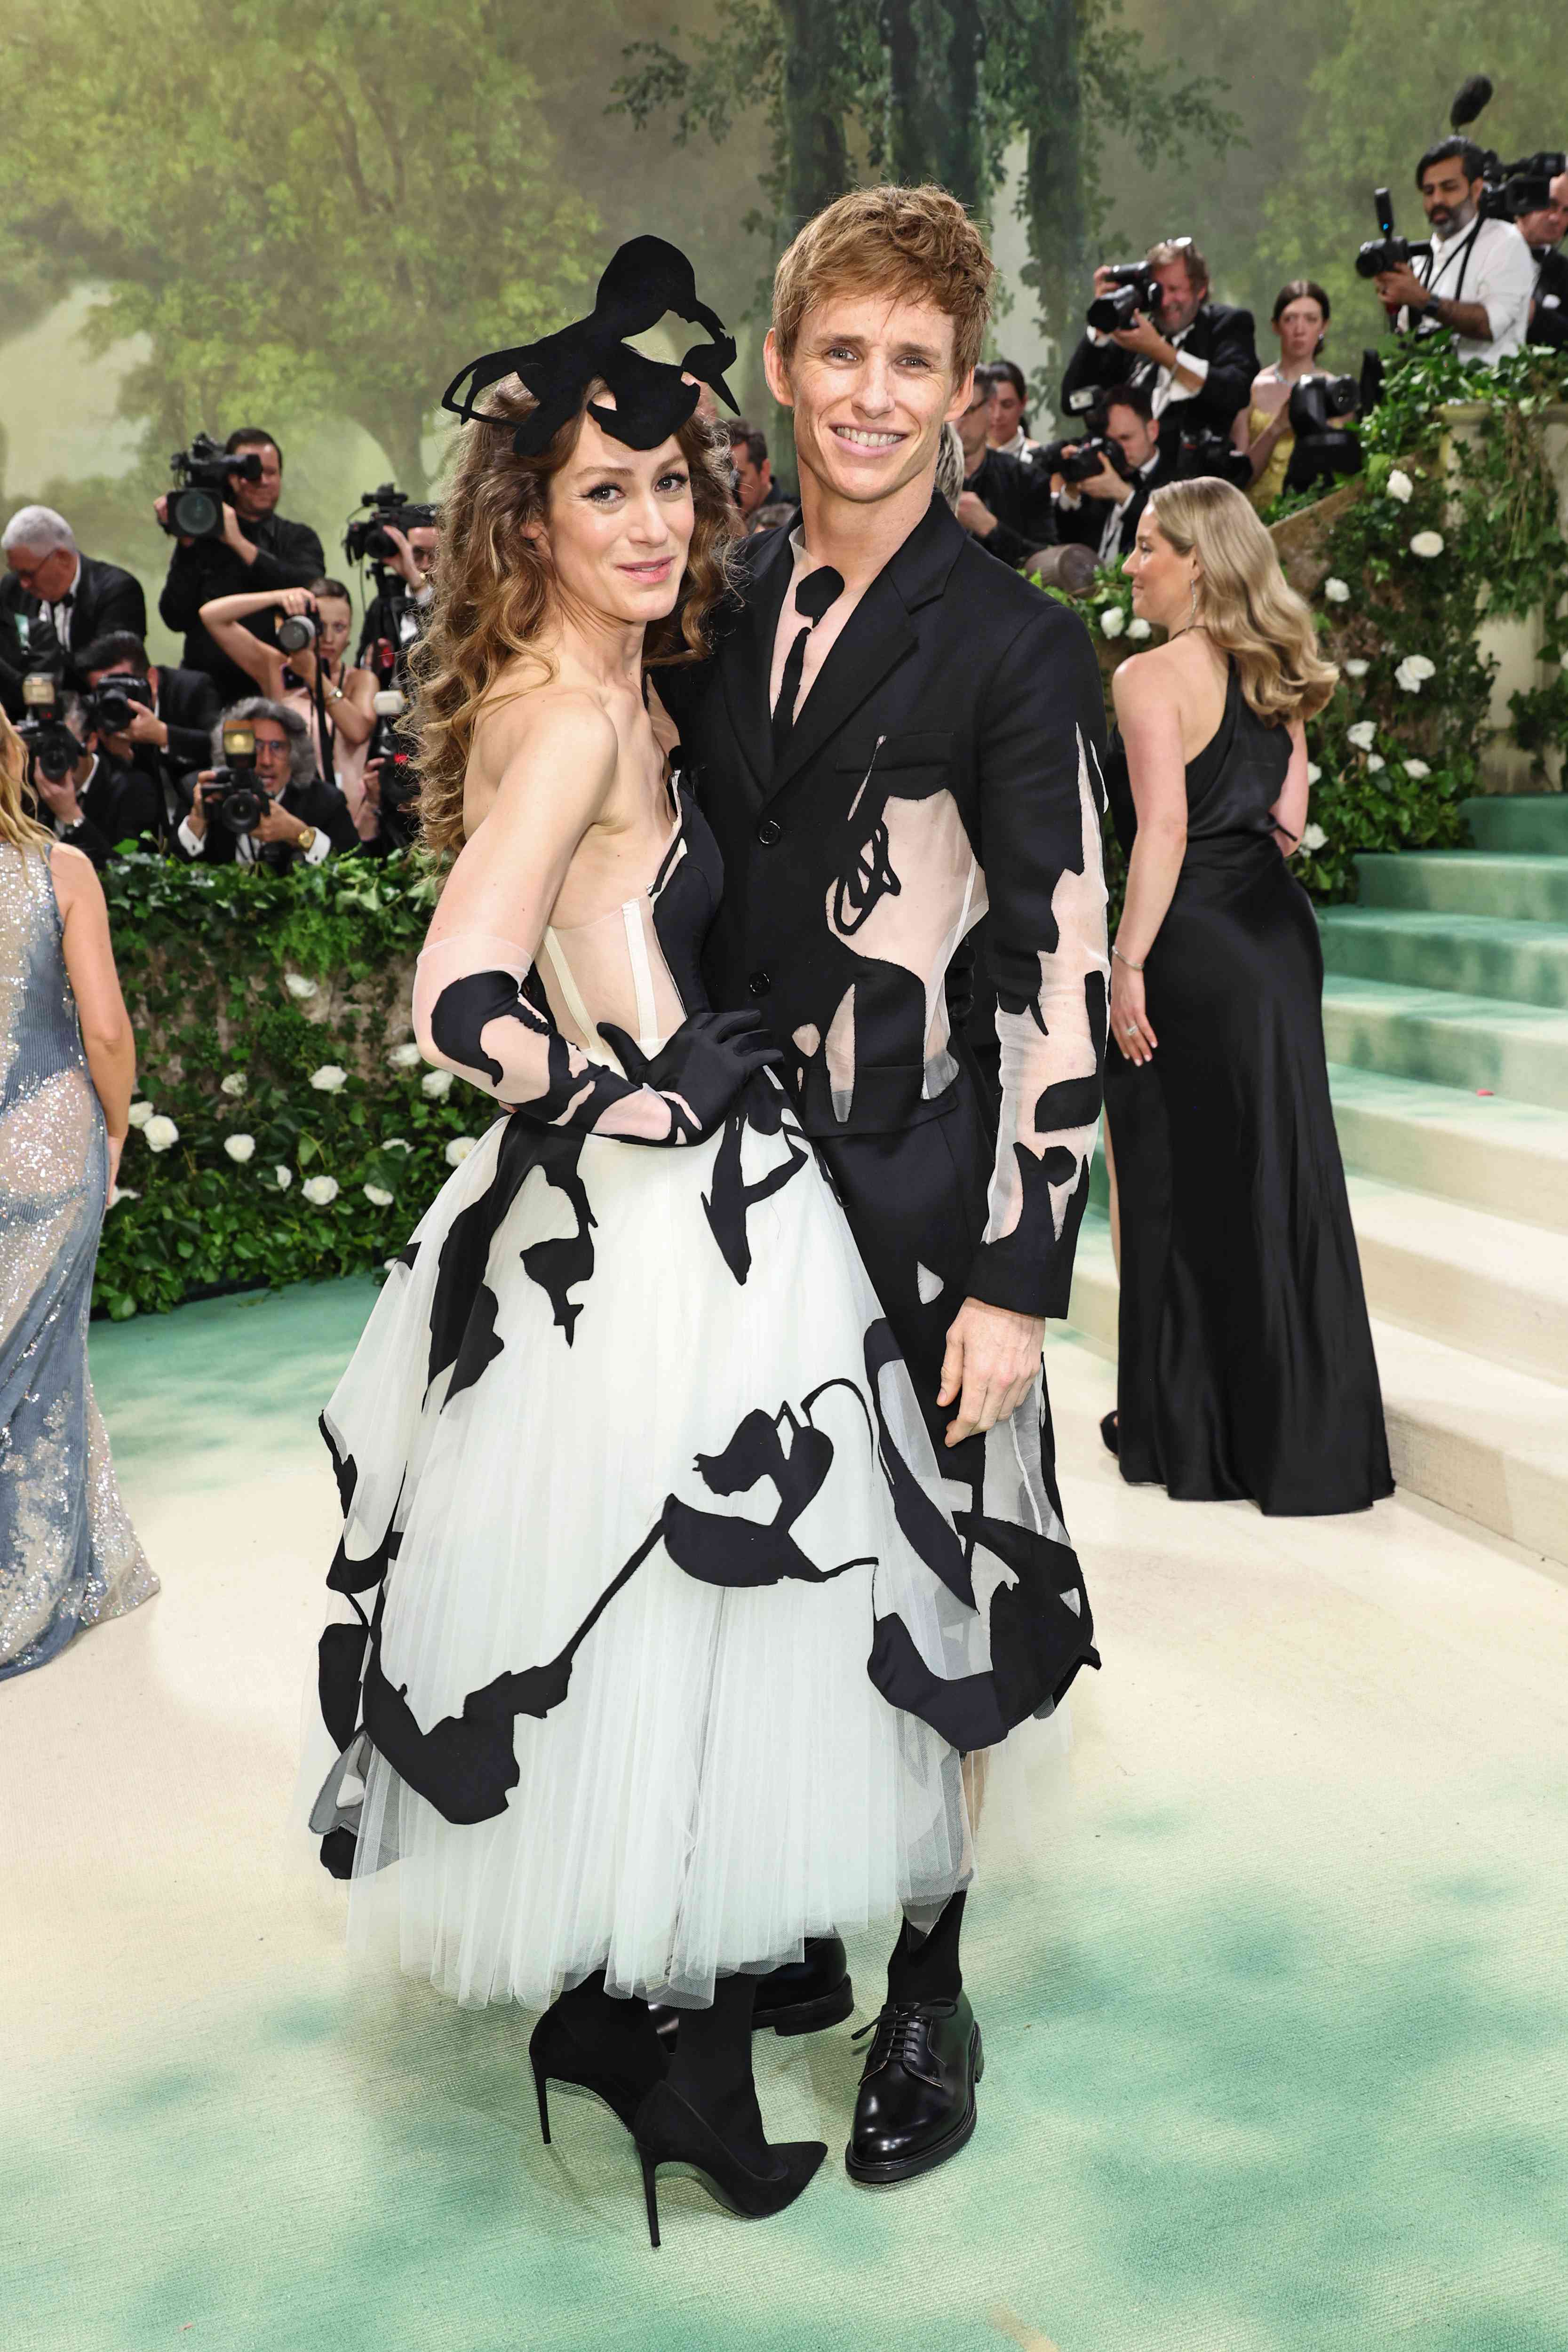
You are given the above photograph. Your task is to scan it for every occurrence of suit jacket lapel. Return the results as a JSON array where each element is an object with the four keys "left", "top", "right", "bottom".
[{"left": 719, "top": 525, "right": 793, "bottom": 796}]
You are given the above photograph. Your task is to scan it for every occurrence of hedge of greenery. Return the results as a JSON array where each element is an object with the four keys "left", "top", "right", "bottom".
[
  {"left": 96, "top": 852, "right": 482, "bottom": 1319},
  {"left": 1070, "top": 344, "right": 1568, "bottom": 901}
]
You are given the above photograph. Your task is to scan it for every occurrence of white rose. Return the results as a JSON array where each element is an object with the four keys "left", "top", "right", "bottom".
[
  {"left": 1386, "top": 469, "right": 1414, "bottom": 503},
  {"left": 1302, "top": 823, "right": 1328, "bottom": 852},
  {"left": 302, "top": 1175, "right": 340, "bottom": 1207},
  {"left": 1395, "top": 655, "right": 1436, "bottom": 693},
  {"left": 381, "top": 1137, "right": 412, "bottom": 1154},
  {"left": 363, "top": 1184, "right": 395, "bottom": 1207},
  {"left": 1367, "top": 755, "right": 1386, "bottom": 773},
  {"left": 127, "top": 1101, "right": 154, "bottom": 1129},
  {"left": 1409, "top": 531, "right": 1444, "bottom": 559},
  {"left": 219, "top": 1072, "right": 247, "bottom": 1098},
  {"left": 309, "top": 1065, "right": 348, "bottom": 1093},
  {"left": 445, "top": 1136, "right": 478, "bottom": 1167},
  {"left": 108, "top": 1185, "right": 139, "bottom": 1208},
  {"left": 1126, "top": 616, "right": 1152, "bottom": 641},
  {"left": 1305, "top": 762, "right": 1322, "bottom": 785},
  {"left": 1323, "top": 577, "right": 1351, "bottom": 604},
  {"left": 1403, "top": 758, "right": 1432, "bottom": 779},
  {"left": 143, "top": 1115, "right": 179, "bottom": 1153},
  {"left": 284, "top": 972, "right": 319, "bottom": 1000},
  {"left": 1347, "top": 720, "right": 1378, "bottom": 751},
  {"left": 388, "top": 1041, "right": 423, "bottom": 1068},
  {"left": 1099, "top": 607, "right": 1126, "bottom": 639},
  {"left": 274, "top": 1165, "right": 294, "bottom": 1190},
  {"left": 223, "top": 1133, "right": 256, "bottom": 1164},
  {"left": 421, "top": 1069, "right": 454, "bottom": 1100},
  {"left": 1343, "top": 659, "right": 1369, "bottom": 678}
]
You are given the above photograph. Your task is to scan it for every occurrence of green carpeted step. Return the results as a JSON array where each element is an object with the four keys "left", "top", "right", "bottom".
[
  {"left": 1321, "top": 976, "right": 1568, "bottom": 1112},
  {"left": 1460, "top": 792, "right": 1568, "bottom": 854},
  {"left": 1327, "top": 1063, "right": 1568, "bottom": 1233},
  {"left": 1354, "top": 851, "right": 1568, "bottom": 923},
  {"left": 1318, "top": 907, "right": 1568, "bottom": 1009}
]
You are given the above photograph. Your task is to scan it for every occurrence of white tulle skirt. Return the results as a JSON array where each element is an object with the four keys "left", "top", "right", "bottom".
[{"left": 302, "top": 1106, "right": 985, "bottom": 2009}]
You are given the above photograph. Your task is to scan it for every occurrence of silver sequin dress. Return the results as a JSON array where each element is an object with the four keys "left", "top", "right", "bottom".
[{"left": 0, "top": 843, "right": 155, "bottom": 1678}]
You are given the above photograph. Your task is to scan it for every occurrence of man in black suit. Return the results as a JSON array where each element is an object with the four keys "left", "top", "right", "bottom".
[
  {"left": 175, "top": 698, "right": 358, "bottom": 869},
  {"left": 1051, "top": 380, "right": 1173, "bottom": 567},
  {"left": 0, "top": 506, "right": 148, "bottom": 719},
  {"left": 23, "top": 693, "right": 159, "bottom": 869},
  {"left": 656, "top": 184, "right": 1106, "bottom": 2191},
  {"left": 157, "top": 429, "right": 326, "bottom": 703},
  {"left": 951, "top": 370, "right": 1058, "bottom": 570},
  {"left": 78, "top": 630, "right": 222, "bottom": 852},
  {"left": 1060, "top": 237, "right": 1257, "bottom": 464},
  {"left": 1520, "top": 195, "right": 1568, "bottom": 348}
]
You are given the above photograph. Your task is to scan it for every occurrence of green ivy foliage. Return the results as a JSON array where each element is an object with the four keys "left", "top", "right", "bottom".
[{"left": 96, "top": 851, "right": 484, "bottom": 1321}]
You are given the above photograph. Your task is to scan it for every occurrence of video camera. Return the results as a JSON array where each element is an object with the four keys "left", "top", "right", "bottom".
[
  {"left": 365, "top": 638, "right": 421, "bottom": 842},
  {"left": 1448, "top": 75, "right": 1567, "bottom": 221},
  {"left": 199, "top": 719, "right": 271, "bottom": 834},
  {"left": 1037, "top": 434, "right": 1134, "bottom": 486},
  {"left": 1086, "top": 264, "right": 1163, "bottom": 336},
  {"left": 17, "top": 672, "right": 79, "bottom": 786},
  {"left": 344, "top": 484, "right": 439, "bottom": 568},
  {"left": 164, "top": 435, "right": 264, "bottom": 539},
  {"left": 1355, "top": 188, "right": 1433, "bottom": 282},
  {"left": 83, "top": 675, "right": 154, "bottom": 738}
]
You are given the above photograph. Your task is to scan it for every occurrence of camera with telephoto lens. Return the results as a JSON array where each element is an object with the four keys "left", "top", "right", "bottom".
[
  {"left": 199, "top": 720, "right": 271, "bottom": 834},
  {"left": 1086, "top": 263, "right": 1162, "bottom": 334},
  {"left": 345, "top": 484, "right": 439, "bottom": 567},
  {"left": 1355, "top": 187, "right": 1433, "bottom": 281},
  {"left": 17, "top": 671, "right": 79, "bottom": 786},
  {"left": 1172, "top": 429, "right": 1254, "bottom": 490},
  {"left": 1282, "top": 371, "right": 1367, "bottom": 494},
  {"left": 83, "top": 675, "right": 154, "bottom": 738},
  {"left": 275, "top": 611, "right": 318, "bottom": 655},
  {"left": 1037, "top": 433, "right": 1134, "bottom": 486},
  {"left": 163, "top": 434, "right": 264, "bottom": 539},
  {"left": 1443, "top": 75, "right": 1567, "bottom": 222}
]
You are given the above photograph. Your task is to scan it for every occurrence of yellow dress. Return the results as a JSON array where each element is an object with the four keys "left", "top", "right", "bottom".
[{"left": 1246, "top": 405, "right": 1294, "bottom": 510}]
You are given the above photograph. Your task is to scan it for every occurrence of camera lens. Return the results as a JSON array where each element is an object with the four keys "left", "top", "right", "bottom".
[
  {"left": 172, "top": 487, "right": 222, "bottom": 537},
  {"left": 276, "top": 614, "right": 318, "bottom": 654}
]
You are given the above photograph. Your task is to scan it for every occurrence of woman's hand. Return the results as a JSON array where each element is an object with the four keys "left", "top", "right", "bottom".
[
  {"left": 1110, "top": 955, "right": 1157, "bottom": 1065},
  {"left": 279, "top": 588, "right": 315, "bottom": 615},
  {"left": 107, "top": 1132, "right": 125, "bottom": 1196}
]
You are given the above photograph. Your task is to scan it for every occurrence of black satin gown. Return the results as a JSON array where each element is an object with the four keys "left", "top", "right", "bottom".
[{"left": 1103, "top": 663, "right": 1393, "bottom": 1516}]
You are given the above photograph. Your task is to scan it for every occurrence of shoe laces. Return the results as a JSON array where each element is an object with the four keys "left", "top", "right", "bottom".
[{"left": 852, "top": 2000, "right": 942, "bottom": 2084}]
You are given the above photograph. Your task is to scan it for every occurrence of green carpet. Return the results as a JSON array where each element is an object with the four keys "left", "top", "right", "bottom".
[{"left": 3, "top": 1279, "right": 1565, "bottom": 2352}]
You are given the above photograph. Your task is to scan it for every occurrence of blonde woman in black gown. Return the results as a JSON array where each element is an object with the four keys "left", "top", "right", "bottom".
[{"left": 1102, "top": 477, "right": 1393, "bottom": 1515}]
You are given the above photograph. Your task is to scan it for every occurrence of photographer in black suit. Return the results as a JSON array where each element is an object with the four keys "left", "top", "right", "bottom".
[
  {"left": 156, "top": 431, "right": 326, "bottom": 703},
  {"left": 24, "top": 692, "right": 159, "bottom": 870},
  {"left": 952, "top": 370, "right": 1057, "bottom": 570},
  {"left": 175, "top": 698, "right": 358, "bottom": 870},
  {"left": 78, "top": 631, "right": 221, "bottom": 851},
  {"left": 1060, "top": 238, "right": 1258, "bottom": 463},
  {"left": 1520, "top": 194, "right": 1568, "bottom": 348},
  {"left": 0, "top": 507, "right": 147, "bottom": 719},
  {"left": 1051, "top": 381, "right": 1172, "bottom": 566}
]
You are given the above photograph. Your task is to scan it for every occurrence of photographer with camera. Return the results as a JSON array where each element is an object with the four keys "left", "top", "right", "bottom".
[
  {"left": 0, "top": 508, "right": 147, "bottom": 720},
  {"left": 18, "top": 683, "right": 159, "bottom": 869},
  {"left": 176, "top": 700, "right": 358, "bottom": 871},
  {"left": 197, "top": 580, "right": 379, "bottom": 842},
  {"left": 952, "top": 373, "right": 1058, "bottom": 569},
  {"left": 1518, "top": 193, "right": 1568, "bottom": 349},
  {"left": 1371, "top": 137, "right": 1534, "bottom": 364},
  {"left": 1045, "top": 381, "right": 1172, "bottom": 565},
  {"left": 348, "top": 487, "right": 439, "bottom": 670},
  {"left": 76, "top": 632, "right": 221, "bottom": 851},
  {"left": 1061, "top": 238, "right": 1258, "bottom": 463},
  {"left": 724, "top": 422, "right": 779, "bottom": 534},
  {"left": 157, "top": 430, "right": 326, "bottom": 703}
]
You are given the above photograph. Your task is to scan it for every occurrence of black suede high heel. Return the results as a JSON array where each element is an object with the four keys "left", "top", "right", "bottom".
[
  {"left": 528, "top": 1991, "right": 667, "bottom": 2144},
  {"left": 631, "top": 2080, "right": 826, "bottom": 2248}
]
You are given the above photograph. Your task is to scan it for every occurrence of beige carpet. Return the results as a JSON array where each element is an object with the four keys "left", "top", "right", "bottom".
[{"left": 5, "top": 1275, "right": 1567, "bottom": 2352}]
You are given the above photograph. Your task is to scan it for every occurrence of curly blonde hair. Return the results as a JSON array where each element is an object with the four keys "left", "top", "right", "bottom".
[
  {"left": 412, "top": 381, "right": 739, "bottom": 859},
  {"left": 0, "top": 711, "right": 52, "bottom": 855},
  {"left": 1148, "top": 477, "right": 1338, "bottom": 724}
]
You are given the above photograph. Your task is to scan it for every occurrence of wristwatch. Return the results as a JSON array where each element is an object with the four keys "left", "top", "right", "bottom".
[{"left": 295, "top": 825, "right": 318, "bottom": 856}]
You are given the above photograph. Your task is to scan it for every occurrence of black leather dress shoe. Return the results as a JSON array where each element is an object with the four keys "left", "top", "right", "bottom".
[
  {"left": 844, "top": 1990, "right": 983, "bottom": 2185},
  {"left": 650, "top": 1934, "right": 853, "bottom": 2050}
]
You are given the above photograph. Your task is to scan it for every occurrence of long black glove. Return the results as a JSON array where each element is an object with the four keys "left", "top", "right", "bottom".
[{"left": 597, "top": 1009, "right": 782, "bottom": 1142}]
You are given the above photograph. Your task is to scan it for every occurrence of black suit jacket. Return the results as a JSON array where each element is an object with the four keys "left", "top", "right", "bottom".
[
  {"left": 0, "top": 556, "right": 149, "bottom": 718},
  {"left": 1060, "top": 300, "right": 1259, "bottom": 457},
  {"left": 962, "top": 445, "right": 1059, "bottom": 569},
  {"left": 175, "top": 772, "right": 360, "bottom": 866},
  {"left": 158, "top": 513, "right": 327, "bottom": 702},
  {"left": 656, "top": 497, "right": 1109, "bottom": 1326},
  {"left": 1529, "top": 246, "right": 1568, "bottom": 349}
]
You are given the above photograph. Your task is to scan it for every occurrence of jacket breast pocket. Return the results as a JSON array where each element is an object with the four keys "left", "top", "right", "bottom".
[{"left": 834, "top": 730, "right": 955, "bottom": 801}]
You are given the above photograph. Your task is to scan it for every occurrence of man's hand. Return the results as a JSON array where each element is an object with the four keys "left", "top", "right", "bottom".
[
  {"left": 938, "top": 1297, "right": 1046, "bottom": 1446},
  {"left": 35, "top": 768, "right": 82, "bottom": 828},
  {"left": 955, "top": 489, "right": 998, "bottom": 540},
  {"left": 1081, "top": 455, "right": 1132, "bottom": 504},
  {"left": 1091, "top": 265, "right": 1122, "bottom": 300},
  {"left": 1374, "top": 264, "right": 1426, "bottom": 313},
  {"left": 219, "top": 502, "right": 257, "bottom": 564},
  {"left": 1109, "top": 310, "right": 1171, "bottom": 364},
  {"left": 255, "top": 798, "right": 308, "bottom": 848},
  {"left": 125, "top": 704, "right": 169, "bottom": 750},
  {"left": 361, "top": 758, "right": 382, "bottom": 813},
  {"left": 185, "top": 772, "right": 216, "bottom": 839},
  {"left": 382, "top": 524, "right": 425, "bottom": 590},
  {"left": 154, "top": 491, "right": 195, "bottom": 548}
]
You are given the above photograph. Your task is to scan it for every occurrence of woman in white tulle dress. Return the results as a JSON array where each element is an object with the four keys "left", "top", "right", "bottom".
[{"left": 303, "top": 244, "right": 1030, "bottom": 2243}]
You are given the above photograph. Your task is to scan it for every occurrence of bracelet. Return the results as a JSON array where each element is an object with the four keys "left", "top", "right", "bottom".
[{"left": 1111, "top": 943, "right": 1145, "bottom": 972}]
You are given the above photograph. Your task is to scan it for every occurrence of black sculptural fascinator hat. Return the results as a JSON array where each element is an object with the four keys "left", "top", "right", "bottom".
[{"left": 440, "top": 237, "right": 740, "bottom": 456}]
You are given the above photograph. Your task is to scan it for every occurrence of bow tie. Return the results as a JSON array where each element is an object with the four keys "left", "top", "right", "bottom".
[{"left": 771, "top": 565, "right": 844, "bottom": 763}]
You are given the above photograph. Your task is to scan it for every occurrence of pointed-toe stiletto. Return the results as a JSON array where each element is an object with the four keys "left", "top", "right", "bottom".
[
  {"left": 631, "top": 2080, "right": 826, "bottom": 2248},
  {"left": 528, "top": 2000, "right": 666, "bottom": 2145}
]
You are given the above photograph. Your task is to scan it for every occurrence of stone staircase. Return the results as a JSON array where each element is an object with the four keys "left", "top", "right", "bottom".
[{"left": 1064, "top": 793, "right": 1568, "bottom": 1564}]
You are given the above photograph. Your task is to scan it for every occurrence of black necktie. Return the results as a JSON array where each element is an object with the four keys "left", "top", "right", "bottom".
[{"left": 771, "top": 565, "right": 844, "bottom": 763}]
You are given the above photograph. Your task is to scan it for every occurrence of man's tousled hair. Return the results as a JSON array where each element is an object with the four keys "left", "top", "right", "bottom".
[{"left": 772, "top": 184, "right": 994, "bottom": 382}]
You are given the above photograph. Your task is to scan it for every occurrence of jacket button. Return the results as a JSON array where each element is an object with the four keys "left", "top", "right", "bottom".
[
  {"left": 747, "top": 969, "right": 772, "bottom": 998},
  {"left": 756, "top": 816, "right": 782, "bottom": 847}
]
